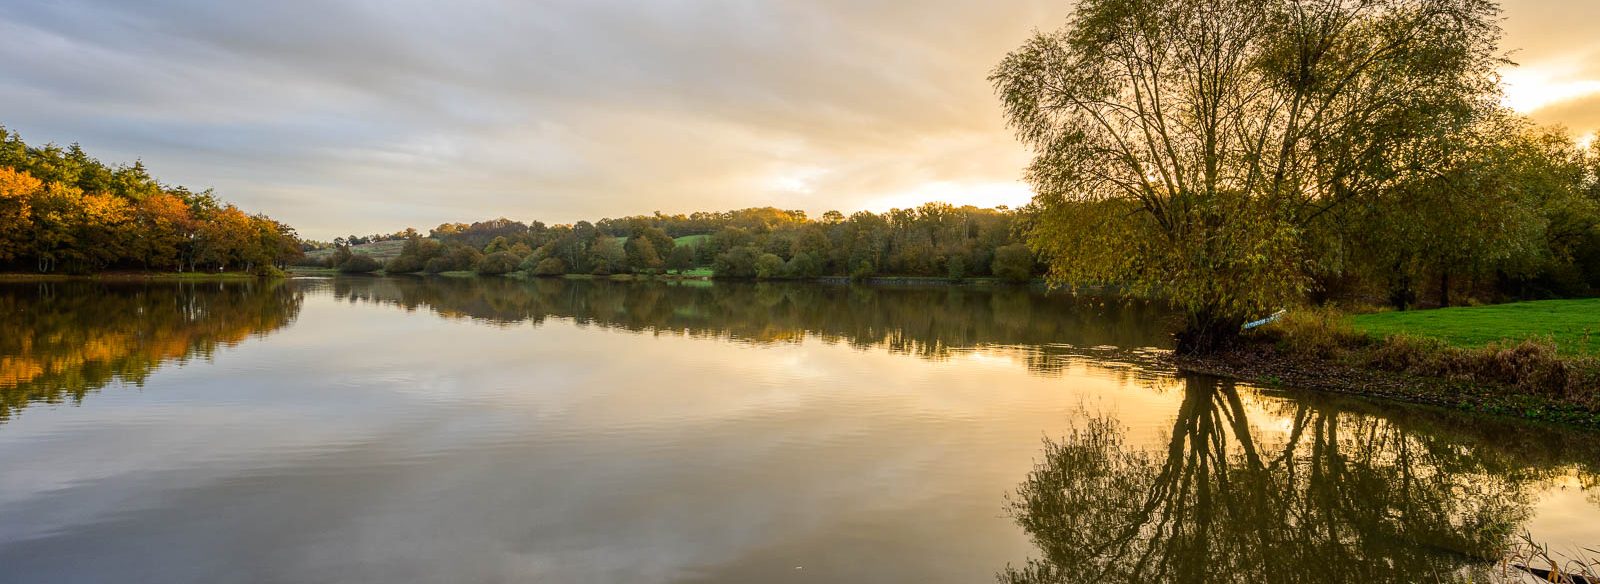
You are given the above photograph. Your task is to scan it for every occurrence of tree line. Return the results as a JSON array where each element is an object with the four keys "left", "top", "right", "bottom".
[
  {"left": 317, "top": 204, "right": 1044, "bottom": 282},
  {"left": 992, "top": 0, "right": 1600, "bottom": 352},
  {"left": 0, "top": 127, "right": 304, "bottom": 274}
]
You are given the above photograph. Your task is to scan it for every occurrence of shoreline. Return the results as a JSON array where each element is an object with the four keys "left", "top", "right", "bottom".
[
  {"left": 1172, "top": 343, "right": 1600, "bottom": 429},
  {"left": 289, "top": 266, "right": 1044, "bottom": 287}
]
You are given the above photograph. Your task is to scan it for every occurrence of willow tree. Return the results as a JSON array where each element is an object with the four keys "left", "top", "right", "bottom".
[{"left": 992, "top": 0, "right": 1503, "bottom": 352}]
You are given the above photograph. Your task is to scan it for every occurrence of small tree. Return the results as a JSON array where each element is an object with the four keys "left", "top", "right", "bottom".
[
  {"left": 588, "top": 235, "right": 627, "bottom": 275},
  {"left": 531, "top": 257, "right": 566, "bottom": 276},
  {"left": 666, "top": 244, "right": 696, "bottom": 272},
  {"left": 626, "top": 235, "right": 664, "bottom": 273},
  {"left": 755, "top": 253, "right": 784, "bottom": 279}
]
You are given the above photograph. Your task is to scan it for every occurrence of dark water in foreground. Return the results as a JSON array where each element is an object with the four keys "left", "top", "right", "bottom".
[{"left": 0, "top": 277, "right": 1596, "bottom": 583}]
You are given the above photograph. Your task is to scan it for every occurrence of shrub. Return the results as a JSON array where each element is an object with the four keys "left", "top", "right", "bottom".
[
  {"left": 713, "top": 246, "right": 759, "bottom": 279},
  {"left": 755, "top": 253, "right": 784, "bottom": 279},
  {"left": 423, "top": 257, "right": 452, "bottom": 274},
  {"left": 531, "top": 258, "right": 566, "bottom": 276},
  {"left": 338, "top": 254, "right": 382, "bottom": 274},
  {"left": 477, "top": 251, "right": 519, "bottom": 275},
  {"left": 1266, "top": 306, "right": 1372, "bottom": 360},
  {"left": 386, "top": 255, "right": 426, "bottom": 274}
]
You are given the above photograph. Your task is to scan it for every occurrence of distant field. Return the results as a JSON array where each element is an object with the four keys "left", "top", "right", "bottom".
[
  {"left": 671, "top": 267, "right": 714, "bottom": 277},
  {"left": 673, "top": 234, "right": 711, "bottom": 248},
  {"left": 1350, "top": 299, "right": 1600, "bottom": 356},
  {"left": 305, "top": 240, "right": 408, "bottom": 262}
]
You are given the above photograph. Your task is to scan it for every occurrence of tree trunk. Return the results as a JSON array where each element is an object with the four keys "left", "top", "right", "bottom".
[
  {"left": 1438, "top": 271, "right": 1451, "bottom": 308},
  {"left": 1390, "top": 272, "right": 1413, "bottom": 311},
  {"left": 1174, "top": 310, "right": 1241, "bottom": 355}
]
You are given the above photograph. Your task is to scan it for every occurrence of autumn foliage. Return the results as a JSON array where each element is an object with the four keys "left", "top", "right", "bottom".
[{"left": 0, "top": 127, "right": 302, "bottom": 274}]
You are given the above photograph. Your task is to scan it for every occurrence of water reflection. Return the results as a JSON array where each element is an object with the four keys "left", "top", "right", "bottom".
[
  {"left": 1000, "top": 375, "right": 1600, "bottom": 583},
  {"left": 0, "top": 280, "right": 302, "bottom": 421},
  {"left": 320, "top": 276, "right": 1174, "bottom": 374}
]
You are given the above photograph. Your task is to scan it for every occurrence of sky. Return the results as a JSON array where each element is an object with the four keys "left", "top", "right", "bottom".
[{"left": 0, "top": 0, "right": 1596, "bottom": 240}]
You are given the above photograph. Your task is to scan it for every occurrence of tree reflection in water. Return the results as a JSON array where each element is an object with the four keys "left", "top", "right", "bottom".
[
  {"left": 320, "top": 276, "right": 1177, "bottom": 376},
  {"left": 0, "top": 280, "right": 302, "bottom": 421},
  {"left": 1002, "top": 375, "right": 1544, "bottom": 584}
]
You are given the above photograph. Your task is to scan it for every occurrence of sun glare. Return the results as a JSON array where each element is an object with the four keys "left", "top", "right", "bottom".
[{"left": 1500, "top": 67, "right": 1600, "bottom": 114}]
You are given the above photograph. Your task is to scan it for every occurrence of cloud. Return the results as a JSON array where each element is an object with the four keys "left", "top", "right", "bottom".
[
  {"left": 0, "top": 0, "right": 1069, "bottom": 237},
  {"left": 0, "top": 0, "right": 1590, "bottom": 238},
  {"left": 1528, "top": 95, "right": 1600, "bottom": 135}
]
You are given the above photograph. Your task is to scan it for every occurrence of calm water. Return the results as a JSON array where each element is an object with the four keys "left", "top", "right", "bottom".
[{"left": 1, "top": 277, "right": 1597, "bottom": 583}]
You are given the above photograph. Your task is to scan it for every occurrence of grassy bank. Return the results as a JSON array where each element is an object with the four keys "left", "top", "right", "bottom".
[
  {"left": 1350, "top": 299, "right": 1598, "bottom": 356},
  {"left": 1178, "top": 304, "right": 1600, "bottom": 427}
]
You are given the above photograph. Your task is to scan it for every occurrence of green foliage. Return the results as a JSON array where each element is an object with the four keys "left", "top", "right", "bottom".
[
  {"left": 476, "top": 251, "right": 519, "bottom": 275},
  {"left": 530, "top": 257, "right": 566, "bottom": 276},
  {"left": 786, "top": 251, "right": 821, "bottom": 279},
  {"left": 299, "top": 202, "right": 1031, "bottom": 282},
  {"left": 665, "top": 243, "right": 696, "bottom": 271},
  {"left": 713, "top": 246, "right": 759, "bottom": 279},
  {"left": 587, "top": 235, "right": 626, "bottom": 275},
  {"left": 625, "top": 233, "right": 665, "bottom": 273},
  {"left": 755, "top": 252, "right": 784, "bottom": 280},
  {"left": 991, "top": 244, "right": 1033, "bottom": 283},
  {"left": 423, "top": 257, "right": 452, "bottom": 274},
  {"left": 992, "top": 0, "right": 1504, "bottom": 351}
]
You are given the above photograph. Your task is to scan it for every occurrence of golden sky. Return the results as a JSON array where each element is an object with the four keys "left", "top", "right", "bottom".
[{"left": 0, "top": 0, "right": 1593, "bottom": 238}]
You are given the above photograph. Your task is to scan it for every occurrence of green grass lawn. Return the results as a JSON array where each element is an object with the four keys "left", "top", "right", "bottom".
[
  {"left": 670, "top": 267, "right": 714, "bottom": 277},
  {"left": 1349, "top": 299, "right": 1600, "bottom": 356}
]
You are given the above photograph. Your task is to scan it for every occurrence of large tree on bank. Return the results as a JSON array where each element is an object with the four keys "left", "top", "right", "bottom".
[{"left": 992, "top": 0, "right": 1504, "bottom": 353}]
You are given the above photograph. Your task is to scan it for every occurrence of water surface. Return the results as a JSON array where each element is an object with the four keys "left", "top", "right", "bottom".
[{"left": 1, "top": 277, "right": 1596, "bottom": 583}]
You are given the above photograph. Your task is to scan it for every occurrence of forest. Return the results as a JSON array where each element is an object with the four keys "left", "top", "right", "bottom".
[
  {"left": 311, "top": 204, "right": 1043, "bottom": 282},
  {"left": 0, "top": 127, "right": 303, "bottom": 275}
]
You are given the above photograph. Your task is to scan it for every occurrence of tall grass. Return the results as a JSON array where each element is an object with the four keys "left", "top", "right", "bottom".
[{"left": 1497, "top": 531, "right": 1600, "bottom": 583}]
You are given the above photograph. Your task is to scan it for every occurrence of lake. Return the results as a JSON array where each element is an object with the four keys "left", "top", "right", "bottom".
[{"left": 1, "top": 276, "right": 1597, "bottom": 583}]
